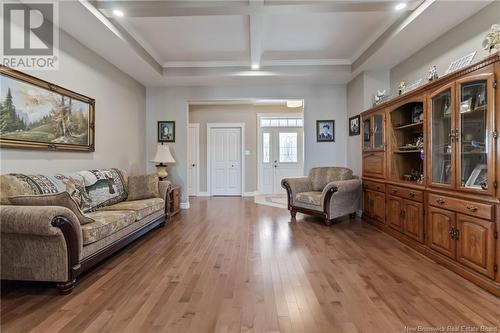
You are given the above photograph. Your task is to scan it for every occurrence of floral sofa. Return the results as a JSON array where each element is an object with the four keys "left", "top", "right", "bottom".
[
  {"left": 282, "top": 167, "right": 361, "bottom": 225},
  {"left": 0, "top": 168, "right": 171, "bottom": 294}
]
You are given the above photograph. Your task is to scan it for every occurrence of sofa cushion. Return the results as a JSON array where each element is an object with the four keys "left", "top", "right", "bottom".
[
  {"left": 309, "top": 167, "right": 353, "bottom": 191},
  {"left": 99, "top": 198, "right": 165, "bottom": 220},
  {"left": 295, "top": 191, "right": 322, "bottom": 206},
  {"left": 82, "top": 210, "right": 136, "bottom": 245},
  {"left": 9, "top": 192, "right": 95, "bottom": 225},
  {"left": 127, "top": 174, "right": 159, "bottom": 201},
  {"left": 78, "top": 168, "right": 128, "bottom": 211}
]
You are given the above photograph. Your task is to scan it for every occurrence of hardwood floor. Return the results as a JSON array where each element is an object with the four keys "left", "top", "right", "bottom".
[{"left": 1, "top": 197, "right": 499, "bottom": 333}]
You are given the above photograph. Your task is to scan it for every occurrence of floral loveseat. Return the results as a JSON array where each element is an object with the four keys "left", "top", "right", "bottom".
[{"left": 0, "top": 168, "right": 171, "bottom": 294}]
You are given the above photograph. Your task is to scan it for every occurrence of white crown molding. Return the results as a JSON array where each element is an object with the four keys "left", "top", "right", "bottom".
[
  {"left": 163, "top": 61, "right": 249, "bottom": 68},
  {"left": 262, "top": 59, "right": 351, "bottom": 66},
  {"left": 163, "top": 59, "right": 352, "bottom": 68}
]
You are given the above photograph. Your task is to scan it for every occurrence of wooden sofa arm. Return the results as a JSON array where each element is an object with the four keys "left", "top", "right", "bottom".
[
  {"left": 0, "top": 205, "right": 82, "bottom": 294},
  {"left": 159, "top": 180, "right": 172, "bottom": 217},
  {"left": 281, "top": 177, "right": 312, "bottom": 209}
]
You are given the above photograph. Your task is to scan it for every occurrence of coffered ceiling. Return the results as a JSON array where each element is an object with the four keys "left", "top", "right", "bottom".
[{"left": 57, "top": 0, "right": 493, "bottom": 86}]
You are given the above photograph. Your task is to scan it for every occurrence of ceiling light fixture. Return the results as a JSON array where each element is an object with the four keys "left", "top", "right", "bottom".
[
  {"left": 394, "top": 2, "right": 407, "bottom": 11},
  {"left": 251, "top": 64, "right": 260, "bottom": 70},
  {"left": 113, "top": 9, "right": 124, "bottom": 17}
]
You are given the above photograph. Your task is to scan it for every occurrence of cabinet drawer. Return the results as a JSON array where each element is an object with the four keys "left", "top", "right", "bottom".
[
  {"left": 362, "top": 152, "right": 385, "bottom": 179},
  {"left": 363, "top": 180, "right": 385, "bottom": 193},
  {"left": 387, "top": 185, "right": 423, "bottom": 202},
  {"left": 428, "top": 194, "right": 493, "bottom": 220}
]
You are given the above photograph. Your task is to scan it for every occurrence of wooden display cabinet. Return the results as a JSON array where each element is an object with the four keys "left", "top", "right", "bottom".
[
  {"left": 362, "top": 110, "right": 386, "bottom": 179},
  {"left": 361, "top": 52, "right": 500, "bottom": 296}
]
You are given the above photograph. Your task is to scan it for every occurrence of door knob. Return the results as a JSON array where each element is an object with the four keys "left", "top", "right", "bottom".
[{"left": 192, "top": 164, "right": 196, "bottom": 167}]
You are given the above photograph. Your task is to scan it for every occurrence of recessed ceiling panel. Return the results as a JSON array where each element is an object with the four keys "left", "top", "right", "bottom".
[
  {"left": 262, "top": 11, "right": 393, "bottom": 60},
  {"left": 126, "top": 15, "right": 250, "bottom": 63}
]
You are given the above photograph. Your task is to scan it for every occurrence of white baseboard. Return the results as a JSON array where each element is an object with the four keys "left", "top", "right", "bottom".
[
  {"left": 180, "top": 201, "right": 190, "bottom": 209},
  {"left": 195, "top": 191, "right": 257, "bottom": 197}
]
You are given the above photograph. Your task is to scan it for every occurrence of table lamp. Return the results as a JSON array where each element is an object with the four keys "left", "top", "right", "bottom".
[{"left": 151, "top": 143, "right": 176, "bottom": 180}]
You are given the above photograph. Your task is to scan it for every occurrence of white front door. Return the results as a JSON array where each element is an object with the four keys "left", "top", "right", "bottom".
[
  {"left": 261, "top": 127, "right": 304, "bottom": 194},
  {"left": 210, "top": 127, "right": 242, "bottom": 196},
  {"left": 187, "top": 124, "right": 199, "bottom": 196}
]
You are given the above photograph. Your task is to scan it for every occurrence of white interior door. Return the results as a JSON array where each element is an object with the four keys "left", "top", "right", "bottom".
[
  {"left": 210, "top": 127, "right": 242, "bottom": 196},
  {"left": 261, "top": 126, "right": 304, "bottom": 194},
  {"left": 187, "top": 124, "right": 199, "bottom": 196}
]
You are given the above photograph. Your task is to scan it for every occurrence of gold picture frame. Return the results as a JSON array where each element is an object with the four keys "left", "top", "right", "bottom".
[{"left": 0, "top": 66, "right": 95, "bottom": 152}]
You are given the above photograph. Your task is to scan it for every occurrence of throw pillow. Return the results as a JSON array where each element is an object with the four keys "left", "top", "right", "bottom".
[
  {"left": 77, "top": 168, "right": 128, "bottom": 211},
  {"left": 0, "top": 175, "right": 36, "bottom": 205},
  {"left": 9, "top": 173, "right": 92, "bottom": 212},
  {"left": 127, "top": 174, "right": 159, "bottom": 201},
  {"left": 9, "top": 192, "right": 95, "bottom": 225}
]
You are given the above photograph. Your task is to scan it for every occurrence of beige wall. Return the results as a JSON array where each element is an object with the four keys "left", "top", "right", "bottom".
[
  {"left": 0, "top": 30, "right": 146, "bottom": 175},
  {"left": 390, "top": 2, "right": 499, "bottom": 93},
  {"left": 189, "top": 104, "right": 302, "bottom": 193},
  {"left": 147, "top": 84, "right": 347, "bottom": 203},
  {"left": 346, "top": 73, "right": 365, "bottom": 178}
]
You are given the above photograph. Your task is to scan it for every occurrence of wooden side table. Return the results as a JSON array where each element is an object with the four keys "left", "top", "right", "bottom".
[{"left": 169, "top": 185, "right": 181, "bottom": 216}]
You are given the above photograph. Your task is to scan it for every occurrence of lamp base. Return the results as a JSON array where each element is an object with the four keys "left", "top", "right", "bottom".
[{"left": 155, "top": 163, "right": 169, "bottom": 180}]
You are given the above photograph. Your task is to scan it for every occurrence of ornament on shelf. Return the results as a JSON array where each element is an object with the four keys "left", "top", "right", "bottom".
[
  {"left": 398, "top": 81, "right": 406, "bottom": 96},
  {"left": 428, "top": 65, "right": 438, "bottom": 81},
  {"left": 374, "top": 90, "right": 387, "bottom": 105},
  {"left": 482, "top": 23, "right": 500, "bottom": 53}
]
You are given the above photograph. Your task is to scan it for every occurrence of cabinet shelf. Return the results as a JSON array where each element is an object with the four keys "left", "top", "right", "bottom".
[
  {"left": 394, "top": 149, "right": 422, "bottom": 153},
  {"left": 393, "top": 122, "right": 423, "bottom": 130}
]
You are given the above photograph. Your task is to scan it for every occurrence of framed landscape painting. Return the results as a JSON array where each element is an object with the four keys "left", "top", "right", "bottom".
[{"left": 0, "top": 66, "right": 95, "bottom": 151}]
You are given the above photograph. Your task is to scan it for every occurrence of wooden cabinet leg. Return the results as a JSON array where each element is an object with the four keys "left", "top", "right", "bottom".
[
  {"left": 56, "top": 279, "right": 75, "bottom": 295},
  {"left": 290, "top": 209, "right": 297, "bottom": 220},
  {"left": 325, "top": 218, "right": 333, "bottom": 226}
]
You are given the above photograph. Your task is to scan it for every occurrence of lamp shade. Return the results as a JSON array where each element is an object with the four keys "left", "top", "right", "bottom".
[{"left": 151, "top": 144, "right": 176, "bottom": 164}]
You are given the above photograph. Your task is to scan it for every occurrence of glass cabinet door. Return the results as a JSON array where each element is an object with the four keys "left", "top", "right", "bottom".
[
  {"left": 373, "top": 113, "right": 384, "bottom": 149},
  {"left": 430, "top": 87, "right": 454, "bottom": 186},
  {"left": 457, "top": 78, "right": 492, "bottom": 192},
  {"left": 363, "top": 117, "right": 372, "bottom": 150}
]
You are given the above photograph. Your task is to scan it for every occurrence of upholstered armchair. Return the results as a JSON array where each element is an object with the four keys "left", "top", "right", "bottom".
[{"left": 281, "top": 167, "right": 362, "bottom": 225}]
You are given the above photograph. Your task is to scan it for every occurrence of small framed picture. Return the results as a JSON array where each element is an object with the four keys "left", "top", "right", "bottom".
[
  {"left": 465, "top": 164, "right": 488, "bottom": 189},
  {"left": 316, "top": 120, "right": 335, "bottom": 142},
  {"left": 158, "top": 121, "right": 175, "bottom": 142},
  {"left": 349, "top": 115, "right": 360, "bottom": 136}
]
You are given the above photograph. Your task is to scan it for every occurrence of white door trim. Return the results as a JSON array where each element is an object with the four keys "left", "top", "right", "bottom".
[
  {"left": 207, "top": 123, "right": 245, "bottom": 196},
  {"left": 257, "top": 113, "right": 304, "bottom": 194},
  {"left": 188, "top": 123, "right": 200, "bottom": 196}
]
